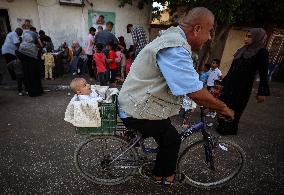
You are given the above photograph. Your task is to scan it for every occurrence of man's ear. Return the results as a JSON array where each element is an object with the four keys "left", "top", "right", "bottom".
[{"left": 193, "top": 25, "right": 201, "bottom": 36}]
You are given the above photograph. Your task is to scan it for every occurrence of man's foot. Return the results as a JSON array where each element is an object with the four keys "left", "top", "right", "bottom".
[
  {"left": 18, "top": 92, "right": 23, "bottom": 96},
  {"left": 154, "top": 173, "right": 185, "bottom": 186}
]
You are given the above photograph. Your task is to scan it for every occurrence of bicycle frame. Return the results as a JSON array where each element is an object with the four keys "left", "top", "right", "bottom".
[
  {"left": 128, "top": 106, "right": 214, "bottom": 157},
  {"left": 140, "top": 106, "right": 216, "bottom": 170}
]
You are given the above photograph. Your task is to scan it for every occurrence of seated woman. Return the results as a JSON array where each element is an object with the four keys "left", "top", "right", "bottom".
[
  {"left": 59, "top": 42, "right": 73, "bottom": 73},
  {"left": 70, "top": 41, "right": 84, "bottom": 75}
]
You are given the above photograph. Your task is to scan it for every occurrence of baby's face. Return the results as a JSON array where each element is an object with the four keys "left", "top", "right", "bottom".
[{"left": 77, "top": 80, "right": 91, "bottom": 96}]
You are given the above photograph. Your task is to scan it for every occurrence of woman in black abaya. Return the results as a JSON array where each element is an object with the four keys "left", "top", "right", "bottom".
[
  {"left": 216, "top": 28, "right": 270, "bottom": 135},
  {"left": 16, "top": 30, "right": 43, "bottom": 97}
]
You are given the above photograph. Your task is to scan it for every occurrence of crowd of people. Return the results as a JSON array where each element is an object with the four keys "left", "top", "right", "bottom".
[
  {"left": 0, "top": 20, "right": 148, "bottom": 96},
  {"left": 1, "top": 27, "right": 54, "bottom": 96},
  {"left": 66, "top": 21, "right": 147, "bottom": 87}
]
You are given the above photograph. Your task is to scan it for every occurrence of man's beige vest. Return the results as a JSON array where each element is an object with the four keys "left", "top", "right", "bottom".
[{"left": 118, "top": 26, "right": 192, "bottom": 120}]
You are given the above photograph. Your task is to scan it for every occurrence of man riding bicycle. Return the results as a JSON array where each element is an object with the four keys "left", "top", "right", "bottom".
[{"left": 118, "top": 7, "right": 234, "bottom": 185}]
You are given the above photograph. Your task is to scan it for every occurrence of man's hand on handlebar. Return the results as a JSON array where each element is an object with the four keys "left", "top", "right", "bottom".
[{"left": 217, "top": 106, "right": 234, "bottom": 121}]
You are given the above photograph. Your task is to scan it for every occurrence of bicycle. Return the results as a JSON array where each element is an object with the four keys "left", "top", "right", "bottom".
[{"left": 74, "top": 98, "right": 245, "bottom": 188}]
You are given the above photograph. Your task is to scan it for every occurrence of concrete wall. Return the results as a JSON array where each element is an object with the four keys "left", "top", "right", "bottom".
[
  {"left": 220, "top": 27, "right": 248, "bottom": 75},
  {"left": 0, "top": 0, "right": 41, "bottom": 31},
  {"left": 0, "top": 0, "right": 151, "bottom": 49}
]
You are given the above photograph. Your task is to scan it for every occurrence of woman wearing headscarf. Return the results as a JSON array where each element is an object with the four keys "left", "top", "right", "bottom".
[
  {"left": 16, "top": 27, "right": 43, "bottom": 97},
  {"left": 216, "top": 28, "right": 270, "bottom": 135}
]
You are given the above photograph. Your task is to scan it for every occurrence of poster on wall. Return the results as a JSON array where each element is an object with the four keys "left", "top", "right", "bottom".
[
  {"left": 17, "top": 18, "right": 33, "bottom": 30},
  {"left": 88, "top": 10, "right": 116, "bottom": 34}
]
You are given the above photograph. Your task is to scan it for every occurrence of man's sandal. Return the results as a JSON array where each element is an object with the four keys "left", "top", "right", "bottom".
[{"left": 153, "top": 173, "right": 185, "bottom": 186}]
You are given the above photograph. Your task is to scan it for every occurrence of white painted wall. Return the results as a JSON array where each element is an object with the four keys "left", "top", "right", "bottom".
[
  {"left": 0, "top": 0, "right": 41, "bottom": 31},
  {"left": 0, "top": 0, "right": 151, "bottom": 49}
]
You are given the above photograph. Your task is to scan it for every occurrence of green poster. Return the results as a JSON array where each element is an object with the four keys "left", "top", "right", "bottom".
[{"left": 88, "top": 10, "right": 116, "bottom": 34}]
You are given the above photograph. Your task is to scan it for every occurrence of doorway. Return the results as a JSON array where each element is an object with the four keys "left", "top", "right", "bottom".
[
  {"left": 0, "top": 9, "right": 11, "bottom": 49},
  {"left": 0, "top": 9, "right": 11, "bottom": 84}
]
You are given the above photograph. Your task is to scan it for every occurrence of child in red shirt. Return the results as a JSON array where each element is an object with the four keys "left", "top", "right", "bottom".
[
  {"left": 210, "top": 80, "right": 222, "bottom": 98},
  {"left": 207, "top": 80, "right": 223, "bottom": 118},
  {"left": 93, "top": 43, "right": 106, "bottom": 85},
  {"left": 106, "top": 43, "right": 117, "bottom": 84}
]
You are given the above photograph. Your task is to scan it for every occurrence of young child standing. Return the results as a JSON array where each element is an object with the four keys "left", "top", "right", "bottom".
[
  {"left": 125, "top": 46, "right": 135, "bottom": 77},
  {"left": 93, "top": 43, "right": 106, "bottom": 86},
  {"left": 207, "top": 80, "right": 223, "bottom": 118},
  {"left": 125, "top": 51, "right": 132, "bottom": 77},
  {"left": 210, "top": 80, "right": 223, "bottom": 99},
  {"left": 199, "top": 63, "right": 211, "bottom": 87},
  {"left": 181, "top": 96, "right": 197, "bottom": 128},
  {"left": 206, "top": 59, "right": 222, "bottom": 91},
  {"left": 41, "top": 47, "right": 55, "bottom": 80},
  {"left": 114, "top": 44, "right": 122, "bottom": 79},
  {"left": 106, "top": 43, "right": 117, "bottom": 84}
]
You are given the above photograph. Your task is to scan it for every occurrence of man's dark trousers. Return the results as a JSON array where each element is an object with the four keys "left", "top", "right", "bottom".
[{"left": 122, "top": 117, "right": 181, "bottom": 177}]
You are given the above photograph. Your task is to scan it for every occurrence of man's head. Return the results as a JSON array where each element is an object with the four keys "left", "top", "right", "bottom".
[
  {"left": 126, "top": 24, "right": 133, "bottom": 33},
  {"left": 39, "top": 30, "right": 45, "bottom": 36},
  {"left": 179, "top": 7, "right": 214, "bottom": 53},
  {"left": 214, "top": 80, "right": 222, "bottom": 90},
  {"left": 211, "top": 59, "right": 220, "bottom": 69},
  {"left": 97, "top": 26, "right": 103, "bottom": 32},
  {"left": 24, "top": 19, "right": 31, "bottom": 25},
  {"left": 72, "top": 41, "right": 80, "bottom": 49},
  {"left": 97, "top": 15, "right": 105, "bottom": 25},
  {"left": 106, "top": 42, "right": 113, "bottom": 50},
  {"left": 106, "top": 21, "right": 114, "bottom": 32},
  {"left": 29, "top": 26, "right": 37, "bottom": 32},
  {"left": 89, "top": 27, "right": 96, "bottom": 35},
  {"left": 203, "top": 63, "right": 211, "bottom": 71},
  {"left": 70, "top": 78, "right": 92, "bottom": 95},
  {"left": 62, "top": 42, "right": 68, "bottom": 49},
  {"left": 95, "top": 43, "right": 104, "bottom": 53},
  {"left": 46, "top": 46, "right": 52, "bottom": 53},
  {"left": 15, "top": 28, "right": 23, "bottom": 36}
]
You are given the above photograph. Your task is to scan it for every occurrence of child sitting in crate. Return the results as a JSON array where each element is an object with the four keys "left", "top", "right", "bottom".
[
  {"left": 69, "top": 77, "right": 103, "bottom": 101},
  {"left": 64, "top": 77, "right": 105, "bottom": 128}
]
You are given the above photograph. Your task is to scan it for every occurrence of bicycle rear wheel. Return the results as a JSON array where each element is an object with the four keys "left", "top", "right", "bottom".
[
  {"left": 74, "top": 135, "right": 138, "bottom": 185},
  {"left": 177, "top": 139, "right": 245, "bottom": 188}
]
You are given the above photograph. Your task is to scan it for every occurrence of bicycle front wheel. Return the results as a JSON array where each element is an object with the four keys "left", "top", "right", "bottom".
[
  {"left": 178, "top": 139, "right": 245, "bottom": 188},
  {"left": 74, "top": 135, "right": 138, "bottom": 185}
]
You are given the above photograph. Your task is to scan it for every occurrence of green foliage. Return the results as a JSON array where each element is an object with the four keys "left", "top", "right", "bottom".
[
  {"left": 163, "top": 0, "right": 283, "bottom": 26},
  {"left": 118, "top": 0, "right": 149, "bottom": 9},
  {"left": 117, "top": 0, "right": 283, "bottom": 26}
]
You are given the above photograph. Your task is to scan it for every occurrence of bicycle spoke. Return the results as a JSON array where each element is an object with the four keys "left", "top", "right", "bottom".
[
  {"left": 178, "top": 139, "right": 245, "bottom": 188},
  {"left": 74, "top": 136, "right": 139, "bottom": 185}
]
